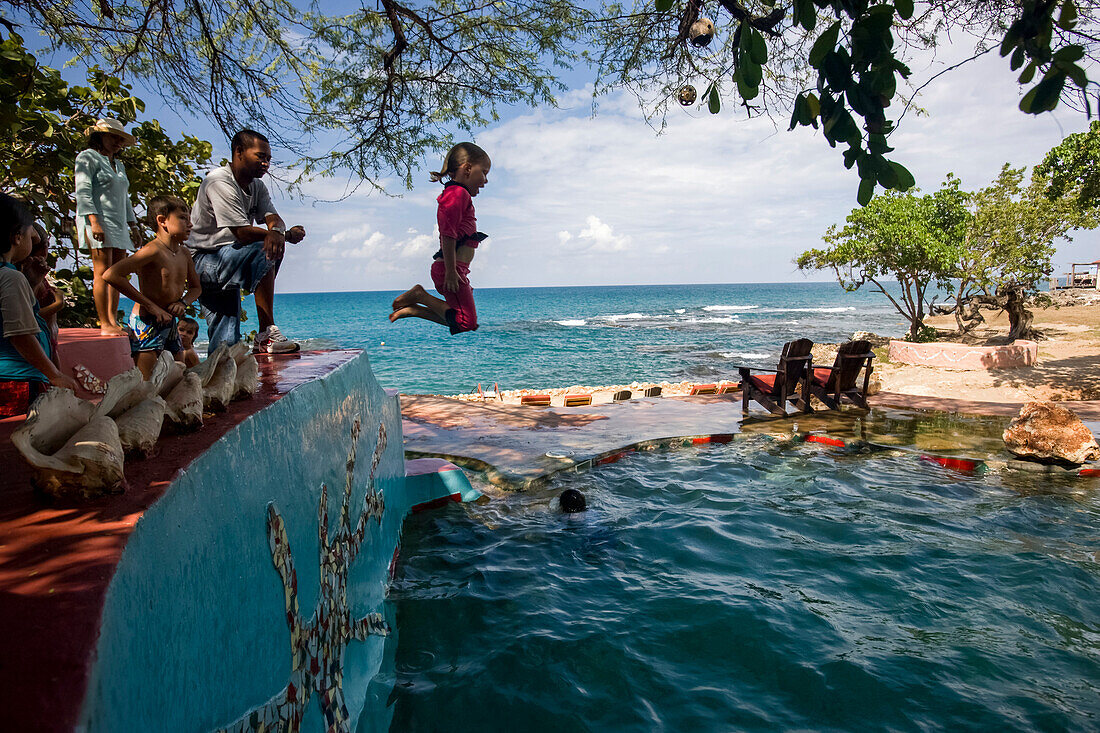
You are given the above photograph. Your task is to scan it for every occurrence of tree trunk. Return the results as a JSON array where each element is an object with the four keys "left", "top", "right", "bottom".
[{"left": 1001, "top": 284, "right": 1034, "bottom": 341}]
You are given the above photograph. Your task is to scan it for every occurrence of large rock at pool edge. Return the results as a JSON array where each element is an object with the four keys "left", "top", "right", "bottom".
[{"left": 1002, "top": 401, "right": 1100, "bottom": 465}]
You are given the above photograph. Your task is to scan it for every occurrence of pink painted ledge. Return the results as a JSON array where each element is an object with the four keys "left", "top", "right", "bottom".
[{"left": 888, "top": 339, "right": 1038, "bottom": 370}]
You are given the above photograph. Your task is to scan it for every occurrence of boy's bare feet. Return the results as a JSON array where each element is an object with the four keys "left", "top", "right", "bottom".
[
  {"left": 392, "top": 284, "right": 426, "bottom": 311},
  {"left": 99, "top": 324, "right": 125, "bottom": 337}
]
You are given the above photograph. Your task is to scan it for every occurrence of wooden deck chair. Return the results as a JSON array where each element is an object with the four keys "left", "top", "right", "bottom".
[
  {"left": 808, "top": 340, "right": 875, "bottom": 410},
  {"left": 612, "top": 390, "right": 632, "bottom": 401},
  {"left": 644, "top": 386, "right": 662, "bottom": 397},
  {"left": 520, "top": 394, "right": 551, "bottom": 406},
  {"left": 738, "top": 338, "right": 814, "bottom": 416},
  {"left": 717, "top": 382, "right": 740, "bottom": 394},
  {"left": 689, "top": 383, "right": 718, "bottom": 395},
  {"left": 563, "top": 394, "right": 593, "bottom": 407}
]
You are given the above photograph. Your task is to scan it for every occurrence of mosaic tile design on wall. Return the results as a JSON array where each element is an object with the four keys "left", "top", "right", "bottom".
[{"left": 216, "top": 417, "right": 390, "bottom": 733}]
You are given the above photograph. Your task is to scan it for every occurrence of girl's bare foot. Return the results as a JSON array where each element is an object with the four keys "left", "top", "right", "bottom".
[
  {"left": 100, "top": 324, "right": 125, "bottom": 336},
  {"left": 392, "top": 284, "right": 425, "bottom": 311},
  {"left": 389, "top": 305, "right": 420, "bottom": 322}
]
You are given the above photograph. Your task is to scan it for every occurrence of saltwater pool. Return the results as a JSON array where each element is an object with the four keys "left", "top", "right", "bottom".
[{"left": 387, "top": 437, "right": 1100, "bottom": 731}]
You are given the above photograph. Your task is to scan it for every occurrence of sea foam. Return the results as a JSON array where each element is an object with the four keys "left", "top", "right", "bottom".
[{"left": 703, "top": 305, "right": 759, "bottom": 312}]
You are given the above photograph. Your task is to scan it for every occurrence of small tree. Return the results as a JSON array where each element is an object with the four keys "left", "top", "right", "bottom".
[
  {"left": 948, "top": 164, "right": 1094, "bottom": 340},
  {"left": 796, "top": 186, "right": 969, "bottom": 341},
  {"left": 0, "top": 30, "right": 213, "bottom": 325}
]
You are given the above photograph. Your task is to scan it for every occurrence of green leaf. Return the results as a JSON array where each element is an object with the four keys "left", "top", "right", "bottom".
[
  {"left": 809, "top": 22, "right": 841, "bottom": 69},
  {"left": 1020, "top": 73, "right": 1067, "bottom": 113},
  {"left": 655, "top": 0, "right": 674, "bottom": 11},
  {"left": 1019, "top": 61, "right": 1037, "bottom": 84},
  {"left": 894, "top": 0, "right": 914, "bottom": 20},
  {"left": 805, "top": 92, "right": 820, "bottom": 119},
  {"left": 857, "top": 176, "right": 876, "bottom": 206},
  {"left": 789, "top": 95, "right": 804, "bottom": 130},
  {"left": 1066, "top": 62, "right": 1088, "bottom": 89},
  {"left": 888, "top": 161, "right": 916, "bottom": 190},
  {"left": 1053, "top": 44, "right": 1085, "bottom": 63},
  {"left": 750, "top": 29, "right": 768, "bottom": 65},
  {"left": 708, "top": 84, "right": 721, "bottom": 114},
  {"left": 1010, "top": 45, "right": 1027, "bottom": 71},
  {"left": 1058, "top": 0, "right": 1078, "bottom": 31}
]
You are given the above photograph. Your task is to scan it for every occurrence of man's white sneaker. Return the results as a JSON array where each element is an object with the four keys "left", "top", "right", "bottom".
[{"left": 254, "top": 325, "right": 300, "bottom": 354}]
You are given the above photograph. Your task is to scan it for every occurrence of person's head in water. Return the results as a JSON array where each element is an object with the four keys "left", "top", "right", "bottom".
[{"left": 559, "top": 488, "right": 587, "bottom": 513}]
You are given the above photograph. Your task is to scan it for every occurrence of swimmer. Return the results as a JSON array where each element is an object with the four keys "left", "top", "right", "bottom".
[{"left": 559, "top": 488, "right": 587, "bottom": 513}]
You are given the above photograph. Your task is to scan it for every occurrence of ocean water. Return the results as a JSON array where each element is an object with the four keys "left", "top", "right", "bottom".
[
  {"left": 246, "top": 282, "right": 905, "bottom": 394},
  {"left": 387, "top": 436, "right": 1100, "bottom": 732}
]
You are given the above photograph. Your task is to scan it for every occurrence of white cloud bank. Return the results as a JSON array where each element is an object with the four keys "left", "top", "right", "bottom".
[{"left": 267, "top": 41, "right": 1099, "bottom": 293}]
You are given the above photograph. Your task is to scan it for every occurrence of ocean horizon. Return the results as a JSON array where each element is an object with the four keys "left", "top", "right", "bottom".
[{"left": 220, "top": 281, "right": 910, "bottom": 395}]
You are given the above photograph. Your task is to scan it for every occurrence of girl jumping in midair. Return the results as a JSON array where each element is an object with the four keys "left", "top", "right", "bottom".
[{"left": 390, "top": 142, "right": 490, "bottom": 334}]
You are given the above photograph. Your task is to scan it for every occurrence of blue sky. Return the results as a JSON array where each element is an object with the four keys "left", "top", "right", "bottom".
[{"left": 21, "top": 22, "right": 1100, "bottom": 293}]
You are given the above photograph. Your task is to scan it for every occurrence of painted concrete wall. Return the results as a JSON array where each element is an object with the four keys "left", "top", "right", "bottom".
[{"left": 78, "top": 352, "right": 455, "bottom": 732}]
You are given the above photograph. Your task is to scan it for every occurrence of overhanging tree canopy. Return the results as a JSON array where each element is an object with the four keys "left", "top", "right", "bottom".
[{"left": 2, "top": 1, "right": 1099, "bottom": 198}]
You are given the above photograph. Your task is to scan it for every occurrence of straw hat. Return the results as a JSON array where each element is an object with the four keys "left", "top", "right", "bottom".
[{"left": 84, "top": 117, "right": 136, "bottom": 146}]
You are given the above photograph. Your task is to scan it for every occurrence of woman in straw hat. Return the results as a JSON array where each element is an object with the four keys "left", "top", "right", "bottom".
[{"left": 74, "top": 117, "right": 141, "bottom": 336}]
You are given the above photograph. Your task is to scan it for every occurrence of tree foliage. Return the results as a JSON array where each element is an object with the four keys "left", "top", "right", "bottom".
[
  {"left": 1034, "top": 118, "right": 1100, "bottom": 212},
  {"left": 3, "top": 1, "right": 1099, "bottom": 200},
  {"left": 0, "top": 30, "right": 213, "bottom": 325},
  {"left": 796, "top": 185, "right": 967, "bottom": 340},
  {"left": 800, "top": 158, "right": 1099, "bottom": 342},
  {"left": 948, "top": 163, "right": 1097, "bottom": 339}
]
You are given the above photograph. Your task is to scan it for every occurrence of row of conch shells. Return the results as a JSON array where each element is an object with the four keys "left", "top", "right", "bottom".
[{"left": 13, "top": 346, "right": 260, "bottom": 501}]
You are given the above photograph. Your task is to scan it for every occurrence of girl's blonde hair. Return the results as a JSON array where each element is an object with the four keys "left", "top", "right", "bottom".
[{"left": 430, "top": 142, "right": 490, "bottom": 183}]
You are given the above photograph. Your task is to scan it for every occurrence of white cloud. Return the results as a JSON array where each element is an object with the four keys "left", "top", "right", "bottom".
[{"left": 251, "top": 37, "right": 1100, "bottom": 292}]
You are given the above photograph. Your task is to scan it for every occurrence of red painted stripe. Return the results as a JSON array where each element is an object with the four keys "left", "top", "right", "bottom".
[
  {"left": 1078, "top": 468, "right": 1100, "bottom": 477},
  {"left": 692, "top": 437, "right": 711, "bottom": 445},
  {"left": 411, "top": 493, "right": 462, "bottom": 513},
  {"left": 920, "top": 455, "right": 981, "bottom": 472},
  {"left": 389, "top": 546, "right": 400, "bottom": 581},
  {"left": 806, "top": 435, "right": 846, "bottom": 447},
  {"left": 596, "top": 450, "right": 633, "bottom": 465}
]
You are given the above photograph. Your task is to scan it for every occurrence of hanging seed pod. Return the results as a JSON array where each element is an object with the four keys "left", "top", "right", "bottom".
[
  {"left": 678, "top": 85, "right": 697, "bottom": 106},
  {"left": 690, "top": 18, "right": 715, "bottom": 47}
]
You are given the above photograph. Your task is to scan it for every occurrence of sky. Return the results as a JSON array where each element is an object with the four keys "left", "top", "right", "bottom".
[{"left": 20, "top": 18, "right": 1100, "bottom": 293}]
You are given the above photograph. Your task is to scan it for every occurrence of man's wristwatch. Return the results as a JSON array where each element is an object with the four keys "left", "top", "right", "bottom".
[{"left": 270, "top": 225, "right": 285, "bottom": 235}]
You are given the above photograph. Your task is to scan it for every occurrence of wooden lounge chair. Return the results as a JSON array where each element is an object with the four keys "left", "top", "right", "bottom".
[
  {"left": 809, "top": 340, "right": 875, "bottom": 410},
  {"left": 689, "top": 383, "right": 718, "bottom": 395},
  {"left": 738, "top": 338, "right": 814, "bottom": 416},
  {"left": 644, "top": 386, "right": 662, "bottom": 397},
  {"left": 612, "top": 390, "right": 632, "bottom": 401},
  {"left": 717, "top": 382, "right": 740, "bottom": 394},
  {"left": 520, "top": 394, "right": 551, "bottom": 406},
  {"left": 563, "top": 394, "right": 592, "bottom": 407}
]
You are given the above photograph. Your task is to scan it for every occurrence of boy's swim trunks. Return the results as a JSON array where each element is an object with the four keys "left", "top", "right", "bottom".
[
  {"left": 430, "top": 260, "right": 478, "bottom": 335},
  {"left": 129, "top": 311, "right": 182, "bottom": 355}
]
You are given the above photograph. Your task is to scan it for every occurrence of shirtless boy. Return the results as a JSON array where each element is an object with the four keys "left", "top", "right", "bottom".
[{"left": 104, "top": 196, "right": 201, "bottom": 379}]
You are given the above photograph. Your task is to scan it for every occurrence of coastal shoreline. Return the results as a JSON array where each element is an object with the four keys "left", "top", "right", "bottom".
[{"left": 433, "top": 300, "right": 1100, "bottom": 410}]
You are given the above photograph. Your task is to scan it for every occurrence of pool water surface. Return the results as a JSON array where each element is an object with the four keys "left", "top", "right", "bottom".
[{"left": 386, "top": 435, "right": 1100, "bottom": 731}]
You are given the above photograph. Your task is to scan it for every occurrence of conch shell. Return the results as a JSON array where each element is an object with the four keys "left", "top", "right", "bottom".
[
  {"left": 93, "top": 367, "right": 167, "bottom": 458},
  {"left": 228, "top": 341, "right": 259, "bottom": 400},
  {"left": 11, "top": 388, "right": 125, "bottom": 500},
  {"left": 152, "top": 352, "right": 202, "bottom": 433},
  {"left": 187, "top": 344, "right": 236, "bottom": 412}
]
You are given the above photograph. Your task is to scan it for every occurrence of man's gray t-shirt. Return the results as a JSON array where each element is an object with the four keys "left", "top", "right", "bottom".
[{"left": 188, "top": 165, "right": 278, "bottom": 252}]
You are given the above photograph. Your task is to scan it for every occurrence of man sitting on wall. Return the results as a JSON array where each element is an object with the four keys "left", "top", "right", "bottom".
[{"left": 188, "top": 129, "right": 306, "bottom": 354}]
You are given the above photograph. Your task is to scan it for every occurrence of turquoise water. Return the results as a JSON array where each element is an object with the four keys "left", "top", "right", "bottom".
[
  {"left": 244, "top": 282, "right": 905, "bottom": 394},
  {"left": 387, "top": 438, "right": 1100, "bottom": 731}
]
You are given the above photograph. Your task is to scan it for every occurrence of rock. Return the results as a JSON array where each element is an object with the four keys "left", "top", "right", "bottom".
[
  {"left": 1002, "top": 401, "right": 1100, "bottom": 465},
  {"left": 866, "top": 373, "right": 882, "bottom": 396},
  {"left": 852, "top": 331, "right": 891, "bottom": 347}
]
